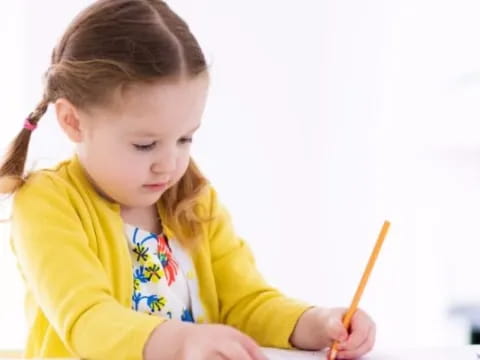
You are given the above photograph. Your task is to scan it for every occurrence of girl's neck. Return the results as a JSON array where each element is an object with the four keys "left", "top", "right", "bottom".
[{"left": 120, "top": 204, "right": 162, "bottom": 234}]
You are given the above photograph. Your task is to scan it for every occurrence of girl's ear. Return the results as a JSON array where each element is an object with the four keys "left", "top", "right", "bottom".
[{"left": 54, "top": 98, "right": 85, "bottom": 143}]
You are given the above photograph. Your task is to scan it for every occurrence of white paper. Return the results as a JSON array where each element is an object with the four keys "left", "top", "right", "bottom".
[
  {"left": 262, "top": 348, "right": 326, "bottom": 360},
  {"left": 261, "top": 346, "right": 480, "bottom": 360}
]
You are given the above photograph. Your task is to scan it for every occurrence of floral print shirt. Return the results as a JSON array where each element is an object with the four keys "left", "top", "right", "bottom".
[{"left": 125, "top": 224, "right": 194, "bottom": 322}]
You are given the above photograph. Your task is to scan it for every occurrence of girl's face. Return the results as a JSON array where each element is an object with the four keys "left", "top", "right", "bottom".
[{"left": 73, "top": 76, "right": 209, "bottom": 210}]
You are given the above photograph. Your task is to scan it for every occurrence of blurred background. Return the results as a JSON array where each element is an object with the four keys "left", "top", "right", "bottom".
[{"left": 2, "top": 0, "right": 480, "bottom": 352}]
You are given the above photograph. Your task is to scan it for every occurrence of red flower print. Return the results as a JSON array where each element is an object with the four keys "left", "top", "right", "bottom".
[{"left": 157, "top": 234, "right": 179, "bottom": 286}]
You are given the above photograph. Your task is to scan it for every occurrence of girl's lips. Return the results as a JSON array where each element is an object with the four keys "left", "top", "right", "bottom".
[{"left": 143, "top": 183, "right": 168, "bottom": 191}]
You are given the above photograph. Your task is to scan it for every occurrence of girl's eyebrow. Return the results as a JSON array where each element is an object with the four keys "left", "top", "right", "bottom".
[{"left": 130, "top": 124, "right": 201, "bottom": 137}]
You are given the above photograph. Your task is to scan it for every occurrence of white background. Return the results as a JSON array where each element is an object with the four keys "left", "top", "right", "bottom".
[{"left": 2, "top": 0, "right": 480, "bottom": 351}]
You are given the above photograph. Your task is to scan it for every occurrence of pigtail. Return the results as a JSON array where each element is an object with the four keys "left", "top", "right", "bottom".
[{"left": 0, "top": 97, "right": 50, "bottom": 194}]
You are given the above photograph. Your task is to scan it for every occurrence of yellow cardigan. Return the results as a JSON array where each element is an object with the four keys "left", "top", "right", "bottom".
[{"left": 10, "top": 157, "right": 309, "bottom": 359}]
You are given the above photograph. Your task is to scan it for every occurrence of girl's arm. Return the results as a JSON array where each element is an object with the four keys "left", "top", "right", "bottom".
[{"left": 204, "top": 187, "right": 311, "bottom": 349}]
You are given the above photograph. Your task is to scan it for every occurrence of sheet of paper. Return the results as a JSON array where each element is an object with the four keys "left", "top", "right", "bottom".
[
  {"left": 262, "top": 348, "right": 326, "bottom": 360},
  {"left": 262, "top": 346, "right": 480, "bottom": 360},
  {"left": 261, "top": 347, "right": 402, "bottom": 360}
]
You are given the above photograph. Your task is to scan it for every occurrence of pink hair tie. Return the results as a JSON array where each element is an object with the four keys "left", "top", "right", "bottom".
[{"left": 24, "top": 118, "right": 37, "bottom": 132}]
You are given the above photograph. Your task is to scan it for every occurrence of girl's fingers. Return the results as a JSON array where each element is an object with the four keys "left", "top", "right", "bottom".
[{"left": 337, "top": 323, "right": 375, "bottom": 359}]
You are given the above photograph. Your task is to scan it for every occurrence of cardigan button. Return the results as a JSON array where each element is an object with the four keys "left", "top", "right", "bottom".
[{"left": 186, "top": 270, "right": 195, "bottom": 279}]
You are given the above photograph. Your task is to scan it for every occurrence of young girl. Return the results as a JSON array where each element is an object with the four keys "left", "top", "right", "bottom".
[{"left": 0, "top": 1, "right": 375, "bottom": 359}]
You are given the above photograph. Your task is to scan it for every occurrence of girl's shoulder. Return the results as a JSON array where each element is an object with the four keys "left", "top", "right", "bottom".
[
  {"left": 191, "top": 184, "right": 225, "bottom": 219},
  {"left": 14, "top": 157, "right": 82, "bottom": 205},
  {"left": 21, "top": 158, "right": 72, "bottom": 187}
]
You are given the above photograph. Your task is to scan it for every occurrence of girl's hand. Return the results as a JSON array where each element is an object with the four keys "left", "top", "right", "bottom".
[
  {"left": 144, "top": 320, "right": 269, "bottom": 360},
  {"left": 290, "top": 307, "right": 375, "bottom": 359}
]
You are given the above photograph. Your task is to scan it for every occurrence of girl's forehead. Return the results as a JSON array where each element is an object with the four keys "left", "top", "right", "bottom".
[{"left": 88, "top": 76, "right": 209, "bottom": 133}]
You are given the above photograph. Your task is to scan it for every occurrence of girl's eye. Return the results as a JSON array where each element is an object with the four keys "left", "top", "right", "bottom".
[
  {"left": 133, "top": 142, "right": 156, "bottom": 151},
  {"left": 179, "top": 137, "right": 193, "bottom": 145}
]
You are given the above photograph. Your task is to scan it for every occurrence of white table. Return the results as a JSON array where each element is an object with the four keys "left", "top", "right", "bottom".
[
  {"left": 262, "top": 345, "right": 480, "bottom": 359},
  {"left": 2, "top": 346, "right": 479, "bottom": 359}
]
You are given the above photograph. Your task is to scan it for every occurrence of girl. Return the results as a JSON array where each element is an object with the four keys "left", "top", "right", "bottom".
[{"left": 0, "top": 1, "right": 375, "bottom": 359}]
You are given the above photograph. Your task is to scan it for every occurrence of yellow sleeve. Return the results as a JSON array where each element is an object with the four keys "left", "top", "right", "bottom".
[
  {"left": 10, "top": 174, "right": 164, "bottom": 360},
  {"left": 206, "top": 187, "right": 311, "bottom": 348}
]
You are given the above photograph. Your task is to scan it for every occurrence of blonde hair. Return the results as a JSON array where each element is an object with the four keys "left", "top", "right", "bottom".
[{"left": 0, "top": 0, "right": 210, "bottom": 247}]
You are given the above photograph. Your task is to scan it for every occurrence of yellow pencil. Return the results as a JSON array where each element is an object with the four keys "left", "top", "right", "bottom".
[{"left": 327, "top": 220, "right": 390, "bottom": 360}]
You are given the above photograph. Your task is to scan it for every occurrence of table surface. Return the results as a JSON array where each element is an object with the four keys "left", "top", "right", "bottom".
[
  {"left": 262, "top": 345, "right": 480, "bottom": 360},
  {"left": 1, "top": 346, "right": 480, "bottom": 359}
]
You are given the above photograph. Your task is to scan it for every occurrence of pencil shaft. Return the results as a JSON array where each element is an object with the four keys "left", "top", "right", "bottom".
[
  {"left": 328, "top": 220, "right": 390, "bottom": 360},
  {"left": 343, "top": 221, "right": 390, "bottom": 326}
]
